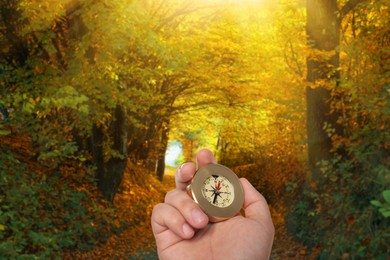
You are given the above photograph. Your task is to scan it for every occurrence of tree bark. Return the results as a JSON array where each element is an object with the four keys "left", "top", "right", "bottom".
[
  {"left": 306, "top": 0, "right": 341, "bottom": 180},
  {"left": 182, "top": 137, "right": 194, "bottom": 162},
  {"left": 156, "top": 119, "right": 170, "bottom": 181},
  {"left": 92, "top": 105, "right": 128, "bottom": 202}
]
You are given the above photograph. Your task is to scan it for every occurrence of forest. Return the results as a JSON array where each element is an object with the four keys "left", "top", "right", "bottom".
[{"left": 0, "top": 0, "right": 389, "bottom": 258}]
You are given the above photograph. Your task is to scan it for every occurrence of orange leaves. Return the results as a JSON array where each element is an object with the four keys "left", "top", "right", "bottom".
[
  {"left": 71, "top": 161, "right": 171, "bottom": 258},
  {"left": 310, "top": 181, "right": 318, "bottom": 189}
]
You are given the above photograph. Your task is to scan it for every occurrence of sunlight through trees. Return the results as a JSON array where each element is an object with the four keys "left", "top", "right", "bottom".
[{"left": 0, "top": 0, "right": 388, "bottom": 258}]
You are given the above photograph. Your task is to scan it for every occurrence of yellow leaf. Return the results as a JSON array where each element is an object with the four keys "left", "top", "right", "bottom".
[{"left": 0, "top": 224, "right": 6, "bottom": 231}]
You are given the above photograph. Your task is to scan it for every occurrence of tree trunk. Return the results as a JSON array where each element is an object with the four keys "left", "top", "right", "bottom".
[
  {"left": 92, "top": 105, "right": 128, "bottom": 202},
  {"left": 156, "top": 120, "right": 170, "bottom": 181},
  {"left": 306, "top": 0, "right": 341, "bottom": 180},
  {"left": 182, "top": 138, "right": 194, "bottom": 162},
  {"left": 91, "top": 123, "right": 105, "bottom": 191}
]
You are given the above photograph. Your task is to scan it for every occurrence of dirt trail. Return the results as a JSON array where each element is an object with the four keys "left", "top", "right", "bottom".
[
  {"left": 73, "top": 170, "right": 307, "bottom": 259},
  {"left": 1, "top": 133, "right": 307, "bottom": 259}
]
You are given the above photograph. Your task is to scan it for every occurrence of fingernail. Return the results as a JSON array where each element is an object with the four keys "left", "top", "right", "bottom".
[
  {"left": 192, "top": 208, "right": 207, "bottom": 225},
  {"left": 177, "top": 163, "right": 185, "bottom": 173},
  {"left": 182, "top": 223, "right": 194, "bottom": 237}
]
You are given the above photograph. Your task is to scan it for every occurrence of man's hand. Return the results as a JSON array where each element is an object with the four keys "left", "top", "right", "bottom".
[{"left": 151, "top": 149, "right": 274, "bottom": 260}]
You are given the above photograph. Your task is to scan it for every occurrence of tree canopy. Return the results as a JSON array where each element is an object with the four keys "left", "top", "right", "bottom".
[{"left": 0, "top": 0, "right": 388, "bottom": 258}]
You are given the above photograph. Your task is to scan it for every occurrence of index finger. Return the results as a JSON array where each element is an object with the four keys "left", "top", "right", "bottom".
[{"left": 175, "top": 162, "right": 196, "bottom": 191}]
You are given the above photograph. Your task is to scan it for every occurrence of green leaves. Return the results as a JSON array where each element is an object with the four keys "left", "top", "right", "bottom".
[
  {"left": 0, "top": 129, "right": 11, "bottom": 136},
  {"left": 0, "top": 150, "right": 117, "bottom": 258},
  {"left": 371, "top": 190, "right": 390, "bottom": 218},
  {"left": 48, "top": 85, "right": 90, "bottom": 114}
]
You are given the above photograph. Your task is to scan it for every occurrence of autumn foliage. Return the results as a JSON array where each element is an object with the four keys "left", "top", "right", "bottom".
[{"left": 0, "top": 0, "right": 389, "bottom": 258}]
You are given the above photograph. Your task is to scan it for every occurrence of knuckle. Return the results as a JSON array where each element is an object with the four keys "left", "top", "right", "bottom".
[
  {"left": 164, "top": 189, "right": 195, "bottom": 213},
  {"left": 164, "top": 189, "right": 179, "bottom": 202},
  {"left": 151, "top": 203, "right": 164, "bottom": 217},
  {"left": 169, "top": 214, "right": 183, "bottom": 226},
  {"left": 176, "top": 197, "right": 191, "bottom": 209}
]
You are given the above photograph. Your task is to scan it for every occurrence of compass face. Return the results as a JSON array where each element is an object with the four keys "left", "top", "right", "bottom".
[
  {"left": 201, "top": 175, "right": 234, "bottom": 208},
  {"left": 189, "top": 164, "right": 244, "bottom": 222}
]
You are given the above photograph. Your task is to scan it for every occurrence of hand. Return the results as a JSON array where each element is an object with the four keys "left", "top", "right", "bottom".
[{"left": 151, "top": 149, "right": 274, "bottom": 260}]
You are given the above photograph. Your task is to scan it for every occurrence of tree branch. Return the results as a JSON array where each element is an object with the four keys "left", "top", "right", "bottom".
[
  {"left": 155, "top": 3, "right": 224, "bottom": 31},
  {"left": 341, "top": 0, "right": 366, "bottom": 17}
]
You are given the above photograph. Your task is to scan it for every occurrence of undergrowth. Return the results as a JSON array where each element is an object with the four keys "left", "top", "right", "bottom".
[
  {"left": 286, "top": 130, "right": 390, "bottom": 258},
  {"left": 0, "top": 137, "right": 123, "bottom": 258}
]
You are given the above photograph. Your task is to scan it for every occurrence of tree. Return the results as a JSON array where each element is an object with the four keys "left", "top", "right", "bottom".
[
  {"left": 290, "top": 1, "right": 390, "bottom": 256},
  {"left": 306, "top": 0, "right": 340, "bottom": 180},
  {"left": 0, "top": 0, "right": 134, "bottom": 201},
  {"left": 305, "top": 0, "right": 366, "bottom": 180}
]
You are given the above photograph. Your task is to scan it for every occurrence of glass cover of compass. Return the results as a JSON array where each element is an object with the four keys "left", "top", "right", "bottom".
[{"left": 188, "top": 164, "right": 244, "bottom": 222}]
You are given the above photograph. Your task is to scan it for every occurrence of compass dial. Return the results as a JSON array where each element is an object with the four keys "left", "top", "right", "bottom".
[
  {"left": 188, "top": 164, "right": 244, "bottom": 222},
  {"left": 201, "top": 175, "right": 234, "bottom": 208}
]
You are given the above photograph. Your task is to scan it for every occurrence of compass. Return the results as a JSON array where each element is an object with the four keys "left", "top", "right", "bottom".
[{"left": 187, "top": 164, "right": 244, "bottom": 222}]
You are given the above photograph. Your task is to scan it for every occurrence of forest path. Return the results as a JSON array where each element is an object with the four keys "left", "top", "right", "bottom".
[
  {"left": 74, "top": 168, "right": 307, "bottom": 259},
  {"left": 2, "top": 130, "right": 308, "bottom": 259}
]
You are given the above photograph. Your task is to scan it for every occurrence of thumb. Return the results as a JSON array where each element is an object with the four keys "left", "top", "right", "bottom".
[{"left": 240, "top": 178, "right": 273, "bottom": 226}]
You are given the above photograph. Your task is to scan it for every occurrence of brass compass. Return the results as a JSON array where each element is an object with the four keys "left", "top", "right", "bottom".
[{"left": 187, "top": 164, "right": 244, "bottom": 222}]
